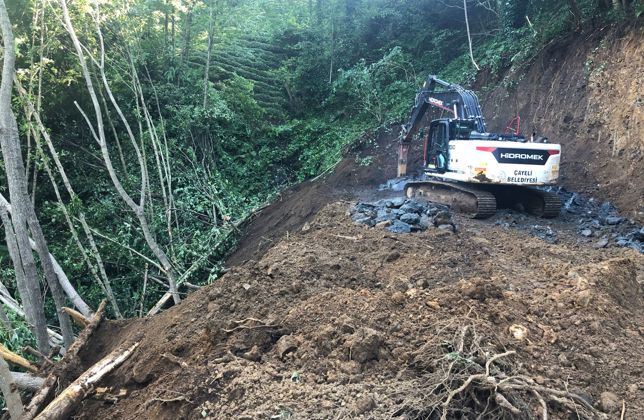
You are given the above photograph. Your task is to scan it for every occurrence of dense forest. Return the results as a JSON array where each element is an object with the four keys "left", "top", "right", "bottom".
[{"left": 0, "top": 0, "right": 641, "bottom": 377}]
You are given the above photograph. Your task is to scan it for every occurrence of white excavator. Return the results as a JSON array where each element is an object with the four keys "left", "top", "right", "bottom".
[{"left": 397, "top": 75, "right": 561, "bottom": 218}]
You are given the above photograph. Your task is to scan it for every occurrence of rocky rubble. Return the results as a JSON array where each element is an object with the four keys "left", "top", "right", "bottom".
[
  {"left": 556, "top": 188, "right": 644, "bottom": 252},
  {"left": 348, "top": 198, "right": 455, "bottom": 233}
]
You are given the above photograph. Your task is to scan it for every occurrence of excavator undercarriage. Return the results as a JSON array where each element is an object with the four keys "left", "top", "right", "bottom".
[{"left": 404, "top": 180, "right": 561, "bottom": 219}]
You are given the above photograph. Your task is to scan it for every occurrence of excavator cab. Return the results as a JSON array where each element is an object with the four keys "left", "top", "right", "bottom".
[
  {"left": 425, "top": 120, "right": 449, "bottom": 173},
  {"left": 400, "top": 75, "right": 562, "bottom": 219},
  {"left": 425, "top": 119, "right": 478, "bottom": 173}
]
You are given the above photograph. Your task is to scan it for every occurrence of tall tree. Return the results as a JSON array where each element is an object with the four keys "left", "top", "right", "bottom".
[{"left": 0, "top": 0, "right": 74, "bottom": 352}]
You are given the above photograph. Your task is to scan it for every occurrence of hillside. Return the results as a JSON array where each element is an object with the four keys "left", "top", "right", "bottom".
[
  {"left": 1, "top": 2, "right": 642, "bottom": 420},
  {"left": 481, "top": 23, "right": 643, "bottom": 221},
  {"left": 59, "top": 24, "right": 644, "bottom": 414}
]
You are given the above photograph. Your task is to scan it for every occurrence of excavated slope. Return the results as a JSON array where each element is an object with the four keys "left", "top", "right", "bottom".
[{"left": 481, "top": 22, "right": 643, "bottom": 221}]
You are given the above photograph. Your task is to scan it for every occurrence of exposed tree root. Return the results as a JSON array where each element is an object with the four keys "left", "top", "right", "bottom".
[{"left": 397, "top": 323, "right": 607, "bottom": 419}]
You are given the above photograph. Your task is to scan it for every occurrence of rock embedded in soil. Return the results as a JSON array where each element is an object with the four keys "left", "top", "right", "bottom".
[
  {"left": 599, "top": 391, "right": 620, "bottom": 413},
  {"left": 353, "top": 395, "right": 376, "bottom": 414},
  {"left": 594, "top": 237, "right": 609, "bottom": 249},
  {"left": 347, "top": 328, "right": 382, "bottom": 363},
  {"left": 275, "top": 335, "right": 298, "bottom": 359},
  {"left": 375, "top": 220, "right": 392, "bottom": 229}
]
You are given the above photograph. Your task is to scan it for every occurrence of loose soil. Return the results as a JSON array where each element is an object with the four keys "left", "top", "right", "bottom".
[
  {"left": 73, "top": 199, "right": 643, "bottom": 419},
  {"left": 63, "top": 25, "right": 643, "bottom": 420}
]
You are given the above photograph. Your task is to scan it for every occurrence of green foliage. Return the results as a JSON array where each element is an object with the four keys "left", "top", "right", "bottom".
[
  {"left": 0, "top": 306, "right": 37, "bottom": 358},
  {"left": 330, "top": 47, "right": 416, "bottom": 125}
]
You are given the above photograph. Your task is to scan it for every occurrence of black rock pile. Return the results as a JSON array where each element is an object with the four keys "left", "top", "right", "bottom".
[
  {"left": 556, "top": 188, "right": 644, "bottom": 253},
  {"left": 348, "top": 198, "right": 454, "bottom": 234}
]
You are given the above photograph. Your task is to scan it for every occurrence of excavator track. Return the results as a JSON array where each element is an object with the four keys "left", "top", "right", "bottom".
[
  {"left": 404, "top": 180, "right": 497, "bottom": 219},
  {"left": 404, "top": 181, "right": 562, "bottom": 219},
  {"left": 518, "top": 187, "right": 562, "bottom": 218},
  {"left": 487, "top": 185, "right": 561, "bottom": 218}
]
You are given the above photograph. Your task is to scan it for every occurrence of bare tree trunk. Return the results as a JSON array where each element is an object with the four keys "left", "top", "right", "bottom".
[
  {"left": 1, "top": 0, "right": 75, "bottom": 348},
  {"left": 59, "top": 0, "right": 181, "bottom": 304},
  {"left": 0, "top": 0, "right": 51, "bottom": 354},
  {"left": 328, "top": 19, "right": 335, "bottom": 84},
  {"left": 463, "top": 0, "right": 480, "bottom": 71},
  {"left": 203, "top": 0, "right": 214, "bottom": 108},
  {"left": 16, "top": 80, "right": 118, "bottom": 317},
  {"left": 181, "top": 4, "right": 193, "bottom": 65},
  {"left": 26, "top": 207, "right": 75, "bottom": 349},
  {"left": 163, "top": 0, "right": 169, "bottom": 49}
]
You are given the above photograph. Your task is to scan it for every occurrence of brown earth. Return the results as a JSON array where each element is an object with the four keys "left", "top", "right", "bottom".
[
  {"left": 58, "top": 25, "right": 644, "bottom": 420},
  {"left": 72, "top": 202, "right": 643, "bottom": 419},
  {"left": 480, "top": 22, "right": 643, "bottom": 222}
]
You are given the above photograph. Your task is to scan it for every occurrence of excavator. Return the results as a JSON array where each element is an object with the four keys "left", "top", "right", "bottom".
[{"left": 397, "top": 75, "right": 561, "bottom": 219}]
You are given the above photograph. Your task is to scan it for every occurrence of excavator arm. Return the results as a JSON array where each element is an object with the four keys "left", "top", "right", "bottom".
[{"left": 397, "top": 75, "right": 487, "bottom": 176}]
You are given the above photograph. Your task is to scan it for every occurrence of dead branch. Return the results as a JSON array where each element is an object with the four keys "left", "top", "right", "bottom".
[
  {"left": 34, "top": 341, "right": 140, "bottom": 420},
  {"left": 144, "top": 394, "right": 192, "bottom": 409},
  {"left": 23, "top": 346, "right": 54, "bottom": 368},
  {"left": 63, "top": 300, "right": 106, "bottom": 361},
  {"left": 222, "top": 318, "right": 278, "bottom": 333},
  {"left": 62, "top": 307, "right": 90, "bottom": 328},
  {"left": 23, "top": 374, "right": 57, "bottom": 419},
  {"left": 0, "top": 343, "right": 38, "bottom": 373}
]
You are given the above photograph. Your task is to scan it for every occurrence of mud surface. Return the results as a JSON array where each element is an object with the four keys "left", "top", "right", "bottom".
[{"left": 73, "top": 199, "right": 643, "bottom": 419}]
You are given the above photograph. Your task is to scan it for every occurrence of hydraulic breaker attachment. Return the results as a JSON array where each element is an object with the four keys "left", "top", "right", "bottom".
[{"left": 397, "top": 141, "right": 411, "bottom": 177}]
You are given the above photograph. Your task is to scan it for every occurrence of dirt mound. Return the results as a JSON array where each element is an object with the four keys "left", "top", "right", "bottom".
[
  {"left": 68, "top": 202, "right": 643, "bottom": 419},
  {"left": 481, "top": 22, "right": 644, "bottom": 222}
]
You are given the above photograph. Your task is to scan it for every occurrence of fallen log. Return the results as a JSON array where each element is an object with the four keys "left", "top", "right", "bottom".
[
  {"left": 34, "top": 341, "right": 140, "bottom": 420},
  {"left": 62, "top": 300, "right": 105, "bottom": 361},
  {"left": 11, "top": 371, "right": 45, "bottom": 391},
  {"left": 147, "top": 291, "right": 172, "bottom": 316},
  {"left": 24, "top": 301, "right": 107, "bottom": 419},
  {"left": 0, "top": 343, "right": 38, "bottom": 373}
]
